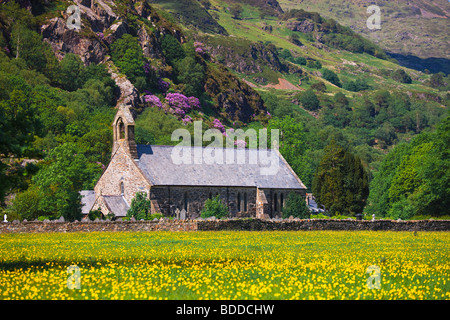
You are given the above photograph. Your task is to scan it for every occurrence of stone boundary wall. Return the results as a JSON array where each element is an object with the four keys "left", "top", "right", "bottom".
[
  {"left": 0, "top": 220, "right": 198, "bottom": 233},
  {"left": 1, "top": 219, "right": 450, "bottom": 233},
  {"left": 197, "top": 219, "right": 450, "bottom": 232}
]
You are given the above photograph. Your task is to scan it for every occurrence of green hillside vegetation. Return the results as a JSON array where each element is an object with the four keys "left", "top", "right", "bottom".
[
  {"left": 0, "top": 0, "right": 448, "bottom": 220},
  {"left": 277, "top": 0, "right": 450, "bottom": 74}
]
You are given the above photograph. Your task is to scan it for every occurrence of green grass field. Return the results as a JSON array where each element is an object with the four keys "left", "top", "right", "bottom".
[{"left": 0, "top": 231, "right": 449, "bottom": 300}]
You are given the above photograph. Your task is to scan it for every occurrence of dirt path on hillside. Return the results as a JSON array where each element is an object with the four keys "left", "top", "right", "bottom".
[{"left": 264, "top": 78, "right": 301, "bottom": 90}]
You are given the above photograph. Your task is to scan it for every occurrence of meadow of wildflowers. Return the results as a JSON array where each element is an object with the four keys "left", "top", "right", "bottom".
[{"left": 0, "top": 231, "right": 448, "bottom": 300}]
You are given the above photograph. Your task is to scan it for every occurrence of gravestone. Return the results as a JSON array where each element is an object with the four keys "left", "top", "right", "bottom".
[
  {"left": 175, "top": 208, "right": 180, "bottom": 220},
  {"left": 180, "top": 209, "right": 186, "bottom": 220},
  {"left": 3, "top": 214, "right": 7, "bottom": 222}
]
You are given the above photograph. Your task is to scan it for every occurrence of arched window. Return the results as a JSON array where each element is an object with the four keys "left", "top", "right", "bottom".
[
  {"left": 237, "top": 193, "right": 241, "bottom": 212},
  {"left": 244, "top": 192, "right": 248, "bottom": 212},
  {"left": 118, "top": 118, "right": 125, "bottom": 140},
  {"left": 280, "top": 193, "right": 284, "bottom": 211},
  {"left": 209, "top": 192, "right": 212, "bottom": 199},
  {"left": 274, "top": 193, "right": 278, "bottom": 212},
  {"left": 184, "top": 192, "right": 188, "bottom": 211},
  {"left": 120, "top": 182, "right": 124, "bottom": 195}
]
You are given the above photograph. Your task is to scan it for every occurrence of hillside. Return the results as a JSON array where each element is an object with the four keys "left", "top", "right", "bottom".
[
  {"left": 0, "top": 0, "right": 449, "bottom": 221},
  {"left": 278, "top": 0, "right": 450, "bottom": 74}
]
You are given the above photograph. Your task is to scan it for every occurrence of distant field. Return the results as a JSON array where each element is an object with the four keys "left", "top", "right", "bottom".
[{"left": 0, "top": 231, "right": 449, "bottom": 300}]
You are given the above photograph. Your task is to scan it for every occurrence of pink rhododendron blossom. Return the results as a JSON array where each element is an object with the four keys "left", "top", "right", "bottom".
[
  {"left": 144, "top": 95, "right": 163, "bottom": 108},
  {"left": 234, "top": 139, "right": 246, "bottom": 148}
]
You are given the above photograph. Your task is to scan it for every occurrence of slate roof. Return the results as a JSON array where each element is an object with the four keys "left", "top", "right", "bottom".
[
  {"left": 80, "top": 190, "right": 96, "bottom": 214},
  {"left": 104, "top": 195, "right": 129, "bottom": 217},
  {"left": 136, "top": 145, "right": 306, "bottom": 189}
]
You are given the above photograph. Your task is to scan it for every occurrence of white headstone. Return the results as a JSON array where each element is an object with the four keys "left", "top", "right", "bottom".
[
  {"left": 175, "top": 208, "right": 180, "bottom": 220},
  {"left": 372, "top": 214, "right": 375, "bottom": 222},
  {"left": 3, "top": 214, "right": 7, "bottom": 222},
  {"left": 180, "top": 209, "right": 186, "bottom": 220}
]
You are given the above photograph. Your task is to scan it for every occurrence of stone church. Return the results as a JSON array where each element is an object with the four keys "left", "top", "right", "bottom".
[{"left": 81, "top": 105, "right": 307, "bottom": 219}]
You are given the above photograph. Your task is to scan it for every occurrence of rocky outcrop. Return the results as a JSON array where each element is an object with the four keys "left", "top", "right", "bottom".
[
  {"left": 137, "top": 25, "right": 164, "bottom": 59},
  {"left": 40, "top": 0, "right": 119, "bottom": 65},
  {"left": 105, "top": 60, "right": 142, "bottom": 108},
  {"left": 41, "top": 17, "right": 107, "bottom": 64},
  {"left": 286, "top": 19, "right": 315, "bottom": 33},
  {"left": 206, "top": 41, "right": 286, "bottom": 75}
]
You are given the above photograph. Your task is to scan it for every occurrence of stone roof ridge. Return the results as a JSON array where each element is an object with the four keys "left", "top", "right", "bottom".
[{"left": 137, "top": 144, "right": 280, "bottom": 150}]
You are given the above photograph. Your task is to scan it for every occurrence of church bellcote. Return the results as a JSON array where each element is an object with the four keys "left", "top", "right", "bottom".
[{"left": 112, "top": 104, "right": 138, "bottom": 159}]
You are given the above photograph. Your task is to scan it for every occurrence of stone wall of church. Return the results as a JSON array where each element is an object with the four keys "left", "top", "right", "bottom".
[
  {"left": 148, "top": 186, "right": 306, "bottom": 219},
  {"left": 94, "top": 142, "right": 150, "bottom": 215},
  {"left": 257, "top": 188, "right": 307, "bottom": 219},
  {"left": 149, "top": 186, "right": 258, "bottom": 219}
]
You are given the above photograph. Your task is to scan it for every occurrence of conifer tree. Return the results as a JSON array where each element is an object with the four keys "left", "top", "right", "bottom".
[{"left": 312, "top": 140, "right": 369, "bottom": 215}]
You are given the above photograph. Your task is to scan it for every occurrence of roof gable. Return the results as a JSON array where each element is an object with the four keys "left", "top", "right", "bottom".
[{"left": 104, "top": 195, "right": 129, "bottom": 217}]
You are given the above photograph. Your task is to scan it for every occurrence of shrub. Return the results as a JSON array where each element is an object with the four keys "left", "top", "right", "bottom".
[
  {"left": 343, "top": 78, "right": 371, "bottom": 92},
  {"left": 391, "top": 69, "right": 412, "bottom": 84},
  {"left": 310, "top": 213, "right": 329, "bottom": 219},
  {"left": 127, "top": 192, "right": 151, "bottom": 220},
  {"left": 293, "top": 56, "right": 307, "bottom": 65},
  {"left": 282, "top": 192, "right": 310, "bottom": 219},
  {"left": 333, "top": 214, "right": 355, "bottom": 219},
  {"left": 200, "top": 195, "right": 228, "bottom": 219},
  {"left": 10, "top": 187, "right": 43, "bottom": 221},
  {"left": 161, "top": 34, "right": 185, "bottom": 65},
  {"left": 149, "top": 213, "right": 164, "bottom": 220},
  {"left": 110, "top": 34, "right": 145, "bottom": 83},
  {"left": 322, "top": 68, "right": 342, "bottom": 87},
  {"left": 297, "top": 89, "right": 320, "bottom": 111},
  {"left": 306, "top": 59, "right": 322, "bottom": 69},
  {"left": 311, "top": 81, "right": 326, "bottom": 92},
  {"left": 88, "top": 209, "right": 103, "bottom": 221},
  {"left": 388, "top": 198, "right": 415, "bottom": 220}
]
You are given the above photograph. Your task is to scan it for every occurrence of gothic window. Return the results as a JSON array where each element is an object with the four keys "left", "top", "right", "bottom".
[
  {"left": 184, "top": 192, "right": 188, "bottom": 211},
  {"left": 244, "top": 192, "right": 248, "bottom": 212},
  {"left": 237, "top": 193, "right": 241, "bottom": 212},
  {"left": 280, "top": 193, "right": 284, "bottom": 211},
  {"left": 120, "top": 182, "right": 124, "bottom": 195},
  {"left": 274, "top": 193, "right": 278, "bottom": 212}
]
